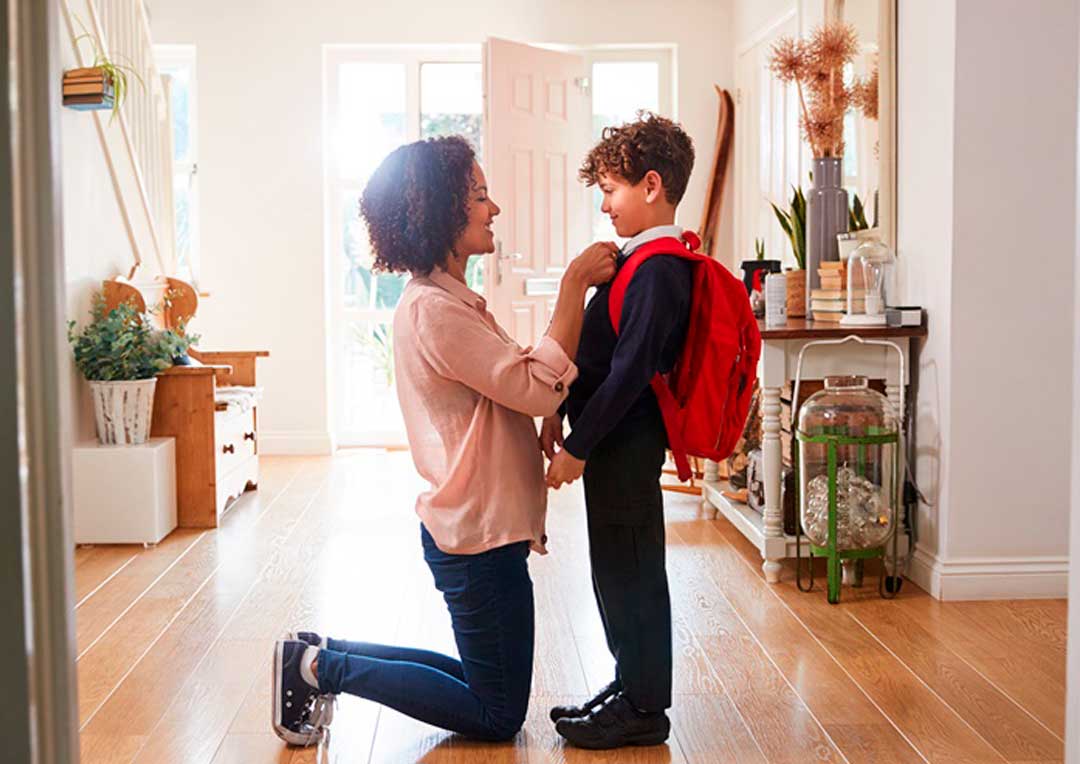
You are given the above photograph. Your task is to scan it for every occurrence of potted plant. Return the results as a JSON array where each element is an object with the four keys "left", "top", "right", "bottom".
[
  {"left": 68, "top": 296, "right": 197, "bottom": 445},
  {"left": 740, "top": 239, "right": 780, "bottom": 318},
  {"left": 771, "top": 185, "right": 807, "bottom": 317},
  {"left": 63, "top": 18, "right": 142, "bottom": 118}
]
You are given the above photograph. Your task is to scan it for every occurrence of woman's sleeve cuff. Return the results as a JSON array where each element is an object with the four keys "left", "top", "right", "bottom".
[{"left": 528, "top": 336, "right": 579, "bottom": 392}]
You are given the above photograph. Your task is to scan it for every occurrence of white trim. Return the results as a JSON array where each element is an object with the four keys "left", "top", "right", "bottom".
[
  {"left": 737, "top": 8, "right": 799, "bottom": 57},
  {"left": 154, "top": 44, "right": 200, "bottom": 285},
  {"left": 260, "top": 431, "right": 335, "bottom": 456},
  {"left": 909, "top": 546, "right": 1069, "bottom": 601}
]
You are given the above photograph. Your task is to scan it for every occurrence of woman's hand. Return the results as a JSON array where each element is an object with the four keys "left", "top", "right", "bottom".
[
  {"left": 539, "top": 414, "right": 564, "bottom": 460},
  {"left": 546, "top": 448, "right": 585, "bottom": 489},
  {"left": 565, "top": 241, "right": 618, "bottom": 287}
]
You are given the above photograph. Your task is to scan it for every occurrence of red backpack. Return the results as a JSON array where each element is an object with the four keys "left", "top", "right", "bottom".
[{"left": 609, "top": 230, "right": 761, "bottom": 482}]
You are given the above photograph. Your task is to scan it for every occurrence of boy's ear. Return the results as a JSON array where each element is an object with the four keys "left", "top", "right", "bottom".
[{"left": 643, "top": 170, "right": 664, "bottom": 204}]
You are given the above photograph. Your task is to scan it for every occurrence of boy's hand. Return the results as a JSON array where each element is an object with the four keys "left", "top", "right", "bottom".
[
  {"left": 566, "top": 241, "right": 618, "bottom": 287},
  {"left": 546, "top": 448, "right": 585, "bottom": 489},
  {"left": 539, "top": 415, "right": 564, "bottom": 460}
]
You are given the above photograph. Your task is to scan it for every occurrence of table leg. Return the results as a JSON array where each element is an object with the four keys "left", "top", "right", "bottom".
[
  {"left": 762, "top": 385, "right": 783, "bottom": 583},
  {"left": 703, "top": 459, "right": 720, "bottom": 517},
  {"left": 887, "top": 382, "right": 905, "bottom": 565},
  {"left": 886, "top": 383, "right": 902, "bottom": 423}
]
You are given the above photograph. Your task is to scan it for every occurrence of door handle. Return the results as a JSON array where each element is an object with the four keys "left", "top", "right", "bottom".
[{"left": 495, "top": 239, "right": 524, "bottom": 287}]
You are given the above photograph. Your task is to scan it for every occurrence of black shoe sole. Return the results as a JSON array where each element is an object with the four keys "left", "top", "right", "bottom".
[{"left": 558, "top": 727, "right": 670, "bottom": 750}]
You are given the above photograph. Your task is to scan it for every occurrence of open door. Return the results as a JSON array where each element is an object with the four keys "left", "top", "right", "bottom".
[{"left": 483, "top": 38, "right": 590, "bottom": 346}]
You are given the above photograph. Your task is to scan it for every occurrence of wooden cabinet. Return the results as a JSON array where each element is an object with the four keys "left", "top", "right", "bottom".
[{"left": 151, "top": 350, "right": 268, "bottom": 528}]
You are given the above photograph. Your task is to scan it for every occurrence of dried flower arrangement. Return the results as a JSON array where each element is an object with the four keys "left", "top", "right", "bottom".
[
  {"left": 769, "top": 23, "right": 873, "bottom": 158},
  {"left": 853, "top": 64, "right": 879, "bottom": 121}
]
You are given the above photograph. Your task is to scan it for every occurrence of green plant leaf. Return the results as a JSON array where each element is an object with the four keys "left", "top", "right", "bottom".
[{"left": 68, "top": 293, "right": 196, "bottom": 381}]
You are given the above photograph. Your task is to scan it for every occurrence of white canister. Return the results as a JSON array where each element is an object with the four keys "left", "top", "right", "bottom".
[{"left": 765, "top": 272, "right": 787, "bottom": 327}]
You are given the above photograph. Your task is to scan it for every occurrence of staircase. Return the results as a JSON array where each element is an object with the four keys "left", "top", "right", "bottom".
[{"left": 61, "top": 0, "right": 177, "bottom": 292}]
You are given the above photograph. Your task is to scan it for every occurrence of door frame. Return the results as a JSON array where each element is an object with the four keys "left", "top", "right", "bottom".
[{"left": 3, "top": 0, "right": 81, "bottom": 760}]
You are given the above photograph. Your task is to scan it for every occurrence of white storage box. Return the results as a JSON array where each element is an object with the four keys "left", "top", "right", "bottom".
[{"left": 73, "top": 437, "right": 177, "bottom": 545}]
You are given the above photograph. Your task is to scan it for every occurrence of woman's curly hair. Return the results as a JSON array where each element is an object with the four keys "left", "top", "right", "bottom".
[
  {"left": 359, "top": 135, "right": 476, "bottom": 276},
  {"left": 579, "top": 112, "right": 695, "bottom": 205}
]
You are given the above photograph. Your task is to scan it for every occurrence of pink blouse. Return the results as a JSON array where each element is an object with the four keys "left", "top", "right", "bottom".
[{"left": 393, "top": 269, "right": 577, "bottom": 555}]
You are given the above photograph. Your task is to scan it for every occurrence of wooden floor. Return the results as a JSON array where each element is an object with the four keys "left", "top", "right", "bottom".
[{"left": 74, "top": 453, "right": 1068, "bottom": 764}]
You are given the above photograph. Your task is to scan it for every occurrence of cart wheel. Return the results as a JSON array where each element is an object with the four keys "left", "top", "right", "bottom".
[{"left": 884, "top": 576, "right": 903, "bottom": 594}]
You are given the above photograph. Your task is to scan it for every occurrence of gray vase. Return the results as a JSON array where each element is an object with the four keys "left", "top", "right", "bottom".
[{"left": 805, "top": 157, "right": 849, "bottom": 294}]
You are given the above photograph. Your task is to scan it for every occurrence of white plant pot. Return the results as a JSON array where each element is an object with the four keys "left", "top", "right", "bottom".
[{"left": 89, "top": 378, "right": 158, "bottom": 445}]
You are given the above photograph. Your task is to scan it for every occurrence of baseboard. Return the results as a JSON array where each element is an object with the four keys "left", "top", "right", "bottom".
[
  {"left": 259, "top": 431, "right": 334, "bottom": 455},
  {"left": 909, "top": 546, "right": 1068, "bottom": 600}
]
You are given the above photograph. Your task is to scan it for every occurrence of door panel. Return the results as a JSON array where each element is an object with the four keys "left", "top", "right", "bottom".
[{"left": 484, "top": 38, "right": 589, "bottom": 346}]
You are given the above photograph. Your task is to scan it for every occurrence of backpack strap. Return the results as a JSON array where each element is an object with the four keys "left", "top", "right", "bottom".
[{"left": 607, "top": 231, "right": 701, "bottom": 482}]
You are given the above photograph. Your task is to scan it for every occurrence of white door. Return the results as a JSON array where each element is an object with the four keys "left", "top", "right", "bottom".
[{"left": 483, "top": 38, "right": 590, "bottom": 346}]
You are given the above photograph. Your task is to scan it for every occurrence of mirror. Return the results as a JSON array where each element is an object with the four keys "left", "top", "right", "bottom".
[{"left": 828, "top": 0, "right": 896, "bottom": 247}]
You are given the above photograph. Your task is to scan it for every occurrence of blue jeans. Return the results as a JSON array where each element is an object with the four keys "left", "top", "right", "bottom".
[{"left": 316, "top": 524, "right": 534, "bottom": 741}]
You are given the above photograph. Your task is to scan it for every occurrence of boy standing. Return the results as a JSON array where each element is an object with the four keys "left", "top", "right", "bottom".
[{"left": 543, "top": 113, "right": 695, "bottom": 749}]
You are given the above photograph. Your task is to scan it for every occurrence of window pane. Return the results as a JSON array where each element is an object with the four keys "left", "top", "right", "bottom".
[
  {"left": 465, "top": 256, "right": 484, "bottom": 292},
  {"left": 341, "top": 190, "right": 371, "bottom": 309},
  {"left": 336, "top": 63, "right": 407, "bottom": 182},
  {"left": 590, "top": 61, "right": 661, "bottom": 244},
  {"left": 592, "top": 61, "right": 659, "bottom": 138},
  {"left": 421, "top": 63, "right": 483, "bottom": 160},
  {"left": 160, "top": 65, "right": 192, "bottom": 164},
  {"left": 343, "top": 319, "right": 404, "bottom": 435},
  {"left": 173, "top": 170, "right": 193, "bottom": 279}
]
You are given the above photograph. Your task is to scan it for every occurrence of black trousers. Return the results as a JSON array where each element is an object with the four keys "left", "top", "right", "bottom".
[{"left": 582, "top": 406, "right": 672, "bottom": 712}]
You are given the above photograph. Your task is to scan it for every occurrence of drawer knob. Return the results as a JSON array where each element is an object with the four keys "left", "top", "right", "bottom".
[
  {"left": 222, "top": 444, "right": 235, "bottom": 454},
  {"left": 243, "top": 432, "right": 256, "bottom": 441}
]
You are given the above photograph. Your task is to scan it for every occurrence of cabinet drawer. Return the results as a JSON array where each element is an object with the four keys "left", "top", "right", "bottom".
[{"left": 215, "top": 408, "right": 256, "bottom": 476}]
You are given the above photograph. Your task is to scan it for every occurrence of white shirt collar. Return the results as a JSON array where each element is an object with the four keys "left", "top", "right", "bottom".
[{"left": 621, "top": 225, "right": 685, "bottom": 258}]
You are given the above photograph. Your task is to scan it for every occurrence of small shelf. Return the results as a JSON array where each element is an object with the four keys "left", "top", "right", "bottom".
[
  {"left": 702, "top": 477, "right": 910, "bottom": 564},
  {"left": 701, "top": 479, "right": 801, "bottom": 558}
]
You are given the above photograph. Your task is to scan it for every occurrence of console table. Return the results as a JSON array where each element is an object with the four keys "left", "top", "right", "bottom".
[{"left": 701, "top": 318, "right": 927, "bottom": 583}]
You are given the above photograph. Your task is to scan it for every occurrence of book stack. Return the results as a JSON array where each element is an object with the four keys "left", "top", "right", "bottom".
[
  {"left": 63, "top": 67, "right": 115, "bottom": 111},
  {"left": 810, "top": 261, "right": 847, "bottom": 323},
  {"left": 810, "top": 262, "right": 870, "bottom": 322}
]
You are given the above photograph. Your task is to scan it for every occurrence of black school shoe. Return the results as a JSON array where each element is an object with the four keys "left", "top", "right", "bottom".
[
  {"left": 272, "top": 639, "right": 334, "bottom": 747},
  {"left": 555, "top": 693, "right": 670, "bottom": 750},
  {"left": 549, "top": 679, "right": 622, "bottom": 722}
]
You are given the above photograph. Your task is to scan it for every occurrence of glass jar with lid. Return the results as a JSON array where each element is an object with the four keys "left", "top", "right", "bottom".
[{"left": 796, "top": 375, "right": 899, "bottom": 602}]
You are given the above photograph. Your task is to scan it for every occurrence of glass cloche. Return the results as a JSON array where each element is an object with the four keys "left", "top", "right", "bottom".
[{"left": 840, "top": 239, "right": 895, "bottom": 326}]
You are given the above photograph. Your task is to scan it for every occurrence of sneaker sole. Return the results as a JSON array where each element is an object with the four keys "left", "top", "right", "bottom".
[{"left": 271, "top": 641, "right": 320, "bottom": 747}]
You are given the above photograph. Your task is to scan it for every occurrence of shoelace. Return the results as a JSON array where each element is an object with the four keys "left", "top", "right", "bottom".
[{"left": 307, "top": 693, "right": 337, "bottom": 729}]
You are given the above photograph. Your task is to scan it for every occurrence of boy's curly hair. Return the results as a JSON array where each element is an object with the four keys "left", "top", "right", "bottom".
[
  {"left": 579, "top": 112, "right": 695, "bottom": 205},
  {"left": 360, "top": 135, "right": 476, "bottom": 276}
]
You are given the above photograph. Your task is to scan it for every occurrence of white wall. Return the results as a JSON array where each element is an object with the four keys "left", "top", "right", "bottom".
[
  {"left": 733, "top": 0, "right": 824, "bottom": 43},
  {"left": 901, "top": 0, "right": 1076, "bottom": 599},
  {"left": 1068, "top": 90, "right": 1080, "bottom": 761},
  {"left": 1062, "top": 5, "right": 1080, "bottom": 753},
  {"left": 1068, "top": 82, "right": 1080, "bottom": 757},
  {"left": 148, "top": 0, "right": 734, "bottom": 453},
  {"left": 896, "top": 0, "right": 955, "bottom": 567},
  {"left": 948, "top": 0, "right": 1075, "bottom": 560}
]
